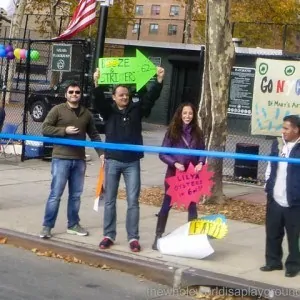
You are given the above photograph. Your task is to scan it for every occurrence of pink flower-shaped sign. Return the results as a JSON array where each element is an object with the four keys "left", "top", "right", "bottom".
[{"left": 165, "top": 163, "right": 214, "bottom": 209}]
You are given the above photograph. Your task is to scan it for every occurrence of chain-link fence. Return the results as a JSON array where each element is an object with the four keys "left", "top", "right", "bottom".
[
  {"left": 2, "top": 14, "right": 300, "bottom": 52},
  {"left": 0, "top": 38, "right": 29, "bottom": 146},
  {"left": 220, "top": 114, "right": 277, "bottom": 185},
  {"left": 0, "top": 13, "right": 282, "bottom": 182},
  {"left": 0, "top": 37, "right": 93, "bottom": 161}
]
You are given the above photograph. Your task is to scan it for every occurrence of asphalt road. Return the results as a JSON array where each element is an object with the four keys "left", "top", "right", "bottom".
[{"left": 0, "top": 245, "right": 192, "bottom": 300}]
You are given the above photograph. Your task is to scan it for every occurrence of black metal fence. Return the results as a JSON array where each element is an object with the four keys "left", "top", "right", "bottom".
[
  {"left": 1, "top": 14, "right": 300, "bottom": 52},
  {"left": 0, "top": 37, "right": 92, "bottom": 161},
  {"left": 0, "top": 14, "right": 283, "bottom": 182}
]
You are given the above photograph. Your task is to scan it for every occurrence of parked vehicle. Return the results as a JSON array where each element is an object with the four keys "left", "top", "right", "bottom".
[{"left": 27, "top": 80, "right": 111, "bottom": 133}]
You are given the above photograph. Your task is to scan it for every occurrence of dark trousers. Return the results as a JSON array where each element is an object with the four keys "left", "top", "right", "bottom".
[
  {"left": 265, "top": 197, "right": 300, "bottom": 272},
  {"left": 158, "top": 182, "right": 198, "bottom": 219}
]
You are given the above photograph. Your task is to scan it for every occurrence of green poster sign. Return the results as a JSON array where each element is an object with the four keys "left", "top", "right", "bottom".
[
  {"left": 98, "top": 49, "right": 157, "bottom": 91},
  {"left": 51, "top": 44, "right": 72, "bottom": 72}
]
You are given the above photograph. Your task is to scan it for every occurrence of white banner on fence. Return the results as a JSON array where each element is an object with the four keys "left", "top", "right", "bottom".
[{"left": 251, "top": 58, "right": 300, "bottom": 136}]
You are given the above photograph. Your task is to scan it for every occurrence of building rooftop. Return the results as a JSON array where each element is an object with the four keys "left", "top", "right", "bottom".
[{"left": 105, "top": 38, "right": 292, "bottom": 57}]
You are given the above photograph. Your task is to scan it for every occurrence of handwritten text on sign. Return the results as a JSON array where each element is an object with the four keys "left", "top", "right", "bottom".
[
  {"left": 174, "top": 172, "right": 203, "bottom": 197},
  {"left": 99, "top": 58, "right": 135, "bottom": 83},
  {"left": 98, "top": 49, "right": 157, "bottom": 91},
  {"left": 251, "top": 58, "right": 300, "bottom": 136},
  {"left": 165, "top": 163, "right": 214, "bottom": 209},
  {"left": 188, "top": 216, "right": 228, "bottom": 239}
]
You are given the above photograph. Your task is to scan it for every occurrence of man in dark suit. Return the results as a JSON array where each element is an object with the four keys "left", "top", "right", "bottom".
[{"left": 261, "top": 115, "right": 300, "bottom": 277}]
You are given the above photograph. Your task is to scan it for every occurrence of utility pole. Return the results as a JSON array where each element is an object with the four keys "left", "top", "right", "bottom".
[{"left": 94, "top": 0, "right": 113, "bottom": 70}]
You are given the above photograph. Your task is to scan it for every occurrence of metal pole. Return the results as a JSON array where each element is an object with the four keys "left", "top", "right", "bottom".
[
  {"left": 93, "top": 4, "right": 109, "bottom": 70},
  {"left": 21, "top": 39, "right": 31, "bottom": 162}
]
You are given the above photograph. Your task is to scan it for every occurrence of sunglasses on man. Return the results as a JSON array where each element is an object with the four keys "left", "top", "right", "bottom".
[{"left": 68, "top": 90, "right": 81, "bottom": 95}]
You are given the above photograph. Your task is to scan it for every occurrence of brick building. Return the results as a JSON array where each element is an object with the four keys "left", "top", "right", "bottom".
[{"left": 126, "top": 0, "right": 186, "bottom": 43}]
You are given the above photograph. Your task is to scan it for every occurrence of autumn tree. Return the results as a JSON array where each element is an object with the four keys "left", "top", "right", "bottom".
[
  {"left": 2, "top": 0, "right": 27, "bottom": 103},
  {"left": 25, "top": 0, "right": 77, "bottom": 38},
  {"left": 176, "top": 0, "right": 205, "bottom": 44},
  {"left": 230, "top": 0, "right": 300, "bottom": 50},
  {"left": 198, "top": 0, "right": 234, "bottom": 204},
  {"left": 25, "top": 0, "right": 135, "bottom": 39},
  {"left": 190, "top": 0, "right": 300, "bottom": 50},
  {"left": 183, "top": 0, "right": 193, "bottom": 43},
  {"left": 98, "top": 1, "right": 135, "bottom": 39}
]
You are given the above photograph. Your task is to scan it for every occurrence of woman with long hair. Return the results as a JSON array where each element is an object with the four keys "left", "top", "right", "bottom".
[{"left": 152, "top": 102, "right": 206, "bottom": 250}]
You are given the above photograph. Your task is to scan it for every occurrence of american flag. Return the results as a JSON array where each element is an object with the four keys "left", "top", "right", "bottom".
[{"left": 52, "top": 0, "right": 96, "bottom": 40}]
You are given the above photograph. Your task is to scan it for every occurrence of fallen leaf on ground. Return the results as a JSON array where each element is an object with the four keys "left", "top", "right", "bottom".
[
  {"left": 0, "top": 237, "right": 7, "bottom": 244},
  {"left": 101, "top": 264, "right": 111, "bottom": 270},
  {"left": 118, "top": 187, "right": 266, "bottom": 225}
]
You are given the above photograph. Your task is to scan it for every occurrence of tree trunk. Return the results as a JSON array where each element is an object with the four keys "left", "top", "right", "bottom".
[
  {"left": 183, "top": 0, "right": 193, "bottom": 43},
  {"left": 4, "top": 0, "right": 27, "bottom": 104},
  {"left": 49, "top": 1, "right": 60, "bottom": 87},
  {"left": 198, "top": 0, "right": 235, "bottom": 204},
  {"left": 49, "top": 0, "right": 61, "bottom": 36}
]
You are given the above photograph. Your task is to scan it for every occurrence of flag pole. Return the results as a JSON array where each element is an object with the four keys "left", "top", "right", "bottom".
[{"left": 93, "top": 0, "right": 110, "bottom": 70}]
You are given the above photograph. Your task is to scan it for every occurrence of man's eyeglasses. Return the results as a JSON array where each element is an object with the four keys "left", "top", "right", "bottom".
[{"left": 68, "top": 90, "right": 81, "bottom": 95}]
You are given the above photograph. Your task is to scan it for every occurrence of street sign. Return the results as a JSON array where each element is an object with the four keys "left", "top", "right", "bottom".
[
  {"left": 98, "top": 49, "right": 157, "bottom": 91},
  {"left": 51, "top": 44, "right": 72, "bottom": 72}
]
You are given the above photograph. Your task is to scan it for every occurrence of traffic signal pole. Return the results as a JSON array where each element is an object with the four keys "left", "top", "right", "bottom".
[{"left": 94, "top": 0, "right": 111, "bottom": 70}]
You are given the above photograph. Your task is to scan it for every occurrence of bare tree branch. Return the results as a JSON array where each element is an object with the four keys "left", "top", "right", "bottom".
[
  {"left": 0, "top": 14, "right": 12, "bottom": 23},
  {"left": 53, "top": 0, "right": 60, "bottom": 9}
]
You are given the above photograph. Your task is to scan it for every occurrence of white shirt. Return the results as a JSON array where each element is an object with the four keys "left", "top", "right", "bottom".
[{"left": 265, "top": 141, "right": 297, "bottom": 207}]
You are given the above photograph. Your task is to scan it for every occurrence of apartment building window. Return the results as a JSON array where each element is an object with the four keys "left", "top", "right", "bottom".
[
  {"left": 151, "top": 5, "right": 160, "bottom": 16},
  {"left": 170, "top": 5, "right": 179, "bottom": 16},
  {"left": 135, "top": 5, "right": 143, "bottom": 15},
  {"left": 149, "top": 23, "right": 159, "bottom": 34},
  {"left": 132, "top": 23, "right": 140, "bottom": 34},
  {"left": 168, "top": 24, "right": 177, "bottom": 35}
]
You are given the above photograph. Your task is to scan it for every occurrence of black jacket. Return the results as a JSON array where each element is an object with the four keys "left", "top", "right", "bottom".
[
  {"left": 265, "top": 138, "right": 300, "bottom": 207},
  {"left": 93, "top": 81, "right": 163, "bottom": 162}
]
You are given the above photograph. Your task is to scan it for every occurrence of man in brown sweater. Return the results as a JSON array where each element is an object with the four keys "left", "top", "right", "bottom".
[{"left": 39, "top": 82, "right": 103, "bottom": 239}]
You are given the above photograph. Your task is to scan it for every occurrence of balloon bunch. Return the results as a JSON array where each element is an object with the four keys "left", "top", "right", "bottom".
[{"left": 0, "top": 44, "right": 40, "bottom": 61}]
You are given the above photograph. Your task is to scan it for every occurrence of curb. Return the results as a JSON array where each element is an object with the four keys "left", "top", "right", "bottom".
[
  {"left": 181, "top": 268, "right": 300, "bottom": 300},
  {"left": 0, "top": 228, "right": 177, "bottom": 287},
  {"left": 0, "top": 228, "right": 299, "bottom": 300}
]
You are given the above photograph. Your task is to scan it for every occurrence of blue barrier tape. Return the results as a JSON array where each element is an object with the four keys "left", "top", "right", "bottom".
[{"left": 1, "top": 132, "right": 300, "bottom": 164}]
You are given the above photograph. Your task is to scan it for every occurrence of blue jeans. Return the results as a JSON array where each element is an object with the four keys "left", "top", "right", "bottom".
[
  {"left": 103, "top": 159, "right": 141, "bottom": 241},
  {"left": 43, "top": 158, "right": 86, "bottom": 229}
]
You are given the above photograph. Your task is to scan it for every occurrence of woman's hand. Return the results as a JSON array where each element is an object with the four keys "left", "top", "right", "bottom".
[
  {"left": 174, "top": 162, "right": 185, "bottom": 171},
  {"left": 195, "top": 162, "right": 203, "bottom": 173}
]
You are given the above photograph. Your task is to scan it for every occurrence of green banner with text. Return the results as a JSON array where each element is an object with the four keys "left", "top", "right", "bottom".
[{"left": 98, "top": 49, "right": 157, "bottom": 91}]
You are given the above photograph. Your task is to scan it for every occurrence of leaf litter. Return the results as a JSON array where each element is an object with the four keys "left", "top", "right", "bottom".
[
  {"left": 117, "top": 186, "right": 266, "bottom": 225},
  {"left": 30, "top": 248, "right": 110, "bottom": 270}
]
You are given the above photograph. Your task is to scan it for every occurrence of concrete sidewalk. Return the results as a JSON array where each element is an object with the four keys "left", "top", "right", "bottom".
[{"left": 0, "top": 124, "right": 299, "bottom": 299}]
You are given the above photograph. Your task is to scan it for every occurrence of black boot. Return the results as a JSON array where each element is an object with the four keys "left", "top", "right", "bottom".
[
  {"left": 188, "top": 203, "right": 198, "bottom": 221},
  {"left": 188, "top": 213, "right": 198, "bottom": 222},
  {"left": 152, "top": 213, "right": 169, "bottom": 250}
]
